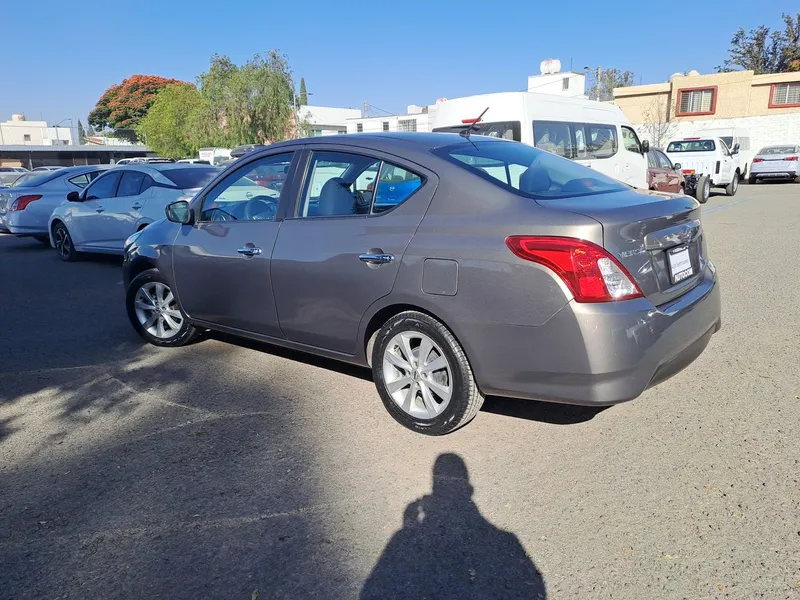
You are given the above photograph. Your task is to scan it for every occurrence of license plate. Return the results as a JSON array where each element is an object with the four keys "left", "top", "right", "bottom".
[{"left": 667, "top": 245, "right": 693, "bottom": 284}]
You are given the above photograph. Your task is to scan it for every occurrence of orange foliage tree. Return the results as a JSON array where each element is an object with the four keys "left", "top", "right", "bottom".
[{"left": 88, "top": 75, "right": 190, "bottom": 141}]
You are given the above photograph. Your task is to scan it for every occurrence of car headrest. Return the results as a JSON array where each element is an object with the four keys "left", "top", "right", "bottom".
[{"left": 519, "top": 165, "right": 551, "bottom": 194}]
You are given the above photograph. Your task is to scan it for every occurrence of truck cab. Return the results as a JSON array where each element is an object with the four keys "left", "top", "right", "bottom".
[{"left": 664, "top": 137, "right": 740, "bottom": 203}]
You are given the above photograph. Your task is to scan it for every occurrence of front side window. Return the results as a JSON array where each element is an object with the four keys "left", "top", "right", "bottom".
[
  {"left": 655, "top": 151, "right": 673, "bottom": 170},
  {"left": 116, "top": 171, "right": 146, "bottom": 197},
  {"left": 647, "top": 151, "right": 658, "bottom": 168},
  {"left": 200, "top": 153, "right": 293, "bottom": 222},
  {"left": 677, "top": 87, "right": 716, "bottom": 116},
  {"left": 85, "top": 172, "right": 121, "bottom": 200},
  {"left": 770, "top": 82, "right": 800, "bottom": 106},
  {"left": 621, "top": 126, "right": 642, "bottom": 153},
  {"left": 438, "top": 141, "right": 626, "bottom": 200}
]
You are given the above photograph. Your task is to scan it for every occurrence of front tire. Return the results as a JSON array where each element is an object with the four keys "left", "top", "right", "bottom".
[
  {"left": 372, "top": 311, "right": 484, "bottom": 435},
  {"left": 695, "top": 175, "right": 711, "bottom": 204},
  {"left": 52, "top": 221, "right": 77, "bottom": 262},
  {"left": 126, "top": 268, "right": 200, "bottom": 347},
  {"left": 725, "top": 172, "right": 739, "bottom": 196}
]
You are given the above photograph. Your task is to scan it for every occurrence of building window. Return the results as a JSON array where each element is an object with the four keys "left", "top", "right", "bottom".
[
  {"left": 310, "top": 129, "right": 323, "bottom": 137},
  {"left": 769, "top": 82, "right": 800, "bottom": 108},
  {"left": 382, "top": 121, "right": 389, "bottom": 131},
  {"left": 562, "top": 77, "right": 569, "bottom": 91},
  {"left": 398, "top": 119, "right": 417, "bottom": 132},
  {"left": 356, "top": 123, "right": 363, "bottom": 133},
  {"left": 23, "top": 134, "right": 31, "bottom": 142},
  {"left": 676, "top": 86, "right": 717, "bottom": 116}
]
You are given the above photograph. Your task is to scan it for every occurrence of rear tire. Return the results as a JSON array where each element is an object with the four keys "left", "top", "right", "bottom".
[
  {"left": 794, "top": 175, "right": 800, "bottom": 184},
  {"left": 695, "top": 175, "right": 711, "bottom": 204},
  {"left": 126, "top": 268, "right": 201, "bottom": 347},
  {"left": 748, "top": 175, "right": 757, "bottom": 185},
  {"left": 52, "top": 221, "right": 77, "bottom": 262},
  {"left": 725, "top": 172, "right": 739, "bottom": 196},
  {"left": 372, "top": 311, "right": 484, "bottom": 435}
]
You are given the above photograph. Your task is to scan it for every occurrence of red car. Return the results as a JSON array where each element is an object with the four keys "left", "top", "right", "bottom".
[{"left": 647, "top": 149, "right": 684, "bottom": 194}]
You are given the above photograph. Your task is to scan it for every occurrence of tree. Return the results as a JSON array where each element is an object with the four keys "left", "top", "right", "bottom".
[
  {"left": 587, "top": 68, "right": 635, "bottom": 102},
  {"left": 77, "top": 120, "right": 86, "bottom": 145},
  {"left": 136, "top": 83, "right": 203, "bottom": 158},
  {"left": 299, "top": 77, "right": 308, "bottom": 105},
  {"left": 641, "top": 97, "right": 677, "bottom": 150},
  {"left": 718, "top": 12, "right": 800, "bottom": 73},
  {"left": 88, "top": 74, "right": 189, "bottom": 142}
]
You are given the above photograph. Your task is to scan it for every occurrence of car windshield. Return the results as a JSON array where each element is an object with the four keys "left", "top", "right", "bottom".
[
  {"left": 666, "top": 140, "right": 716, "bottom": 152},
  {"left": 162, "top": 167, "right": 220, "bottom": 189},
  {"left": 759, "top": 145, "right": 797, "bottom": 155},
  {"left": 13, "top": 171, "right": 63, "bottom": 187},
  {"left": 435, "top": 140, "right": 627, "bottom": 200}
]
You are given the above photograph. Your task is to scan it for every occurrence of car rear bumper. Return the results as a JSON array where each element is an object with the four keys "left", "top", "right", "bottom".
[
  {"left": 460, "top": 265, "right": 721, "bottom": 406},
  {"left": 6, "top": 211, "right": 47, "bottom": 235},
  {"left": 750, "top": 168, "right": 799, "bottom": 178}
]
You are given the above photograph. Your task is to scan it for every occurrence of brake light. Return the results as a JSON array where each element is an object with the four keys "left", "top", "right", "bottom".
[
  {"left": 10, "top": 195, "right": 42, "bottom": 211},
  {"left": 751, "top": 158, "right": 763, "bottom": 163},
  {"left": 461, "top": 118, "right": 482, "bottom": 124},
  {"left": 505, "top": 236, "right": 643, "bottom": 302},
  {"left": 682, "top": 169, "right": 695, "bottom": 175},
  {"left": 786, "top": 156, "right": 798, "bottom": 161},
  {"left": 683, "top": 137, "right": 700, "bottom": 140}
]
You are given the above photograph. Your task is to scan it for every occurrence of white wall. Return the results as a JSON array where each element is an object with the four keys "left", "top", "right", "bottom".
[
  {"left": 0, "top": 120, "right": 72, "bottom": 145},
  {"left": 298, "top": 105, "right": 361, "bottom": 133},
  {"left": 346, "top": 113, "right": 431, "bottom": 134},
  {"left": 527, "top": 72, "right": 586, "bottom": 98}
]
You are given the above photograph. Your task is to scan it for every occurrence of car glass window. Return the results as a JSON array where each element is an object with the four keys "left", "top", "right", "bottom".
[
  {"left": 67, "top": 173, "right": 94, "bottom": 188},
  {"left": 162, "top": 167, "right": 220, "bottom": 189},
  {"left": 656, "top": 151, "right": 673, "bottom": 170},
  {"left": 433, "top": 121, "right": 521, "bottom": 142},
  {"left": 116, "top": 171, "right": 146, "bottom": 197},
  {"left": 666, "top": 139, "right": 716, "bottom": 152},
  {"left": 573, "top": 128, "right": 587, "bottom": 159},
  {"left": 759, "top": 145, "right": 797, "bottom": 155},
  {"left": 139, "top": 175, "right": 155, "bottom": 193},
  {"left": 585, "top": 124, "right": 618, "bottom": 159},
  {"left": 533, "top": 121, "right": 573, "bottom": 158},
  {"left": 372, "top": 163, "right": 423, "bottom": 214},
  {"left": 299, "top": 151, "right": 380, "bottom": 218},
  {"left": 621, "top": 126, "right": 642, "bottom": 153},
  {"left": 200, "top": 152, "right": 293, "bottom": 222},
  {"left": 85, "top": 172, "right": 121, "bottom": 200},
  {"left": 647, "top": 151, "right": 658, "bottom": 168},
  {"left": 438, "top": 140, "right": 626, "bottom": 200}
]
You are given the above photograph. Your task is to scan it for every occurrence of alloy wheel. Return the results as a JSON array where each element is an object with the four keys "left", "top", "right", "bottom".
[
  {"left": 382, "top": 331, "right": 453, "bottom": 419},
  {"left": 54, "top": 227, "right": 71, "bottom": 260},
  {"left": 133, "top": 281, "right": 184, "bottom": 339},
  {"left": 703, "top": 178, "right": 710, "bottom": 200}
]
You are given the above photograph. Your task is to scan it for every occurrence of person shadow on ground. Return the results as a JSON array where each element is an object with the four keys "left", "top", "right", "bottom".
[{"left": 361, "top": 453, "right": 546, "bottom": 599}]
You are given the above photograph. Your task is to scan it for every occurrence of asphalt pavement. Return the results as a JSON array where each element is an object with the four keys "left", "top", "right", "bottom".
[{"left": 1, "top": 183, "right": 799, "bottom": 599}]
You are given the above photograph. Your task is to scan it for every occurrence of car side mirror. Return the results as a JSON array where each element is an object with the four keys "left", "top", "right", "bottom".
[
  {"left": 641, "top": 140, "right": 650, "bottom": 153},
  {"left": 67, "top": 190, "right": 81, "bottom": 202},
  {"left": 165, "top": 200, "right": 192, "bottom": 224},
  {"left": 673, "top": 163, "right": 682, "bottom": 170}
]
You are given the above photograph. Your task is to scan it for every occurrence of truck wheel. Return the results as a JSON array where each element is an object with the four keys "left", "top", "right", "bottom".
[
  {"left": 725, "top": 172, "right": 739, "bottom": 196},
  {"left": 695, "top": 175, "right": 710, "bottom": 203}
]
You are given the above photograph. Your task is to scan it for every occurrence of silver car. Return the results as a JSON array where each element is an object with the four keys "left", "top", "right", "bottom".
[
  {"left": 123, "top": 133, "right": 721, "bottom": 435},
  {"left": 0, "top": 166, "right": 29, "bottom": 187},
  {"left": 749, "top": 144, "right": 800, "bottom": 183},
  {"left": 0, "top": 165, "right": 112, "bottom": 237}
]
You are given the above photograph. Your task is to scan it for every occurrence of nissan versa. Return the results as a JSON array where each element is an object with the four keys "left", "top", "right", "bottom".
[{"left": 122, "top": 133, "right": 721, "bottom": 435}]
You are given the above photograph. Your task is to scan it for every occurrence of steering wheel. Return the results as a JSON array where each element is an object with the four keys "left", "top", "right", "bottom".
[{"left": 244, "top": 195, "right": 278, "bottom": 220}]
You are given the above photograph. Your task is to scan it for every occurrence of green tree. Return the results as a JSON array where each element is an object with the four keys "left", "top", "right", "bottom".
[
  {"left": 136, "top": 83, "right": 203, "bottom": 158},
  {"left": 587, "top": 68, "right": 635, "bottom": 102},
  {"left": 77, "top": 120, "right": 86, "bottom": 145},
  {"left": 299, "top": 77, "right": 308, "bottom": 105},
  {"left": 718, "top": 13, "right": 800, "bottom": 73}
]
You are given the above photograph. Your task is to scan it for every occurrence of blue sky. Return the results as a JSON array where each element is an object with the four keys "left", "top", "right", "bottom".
[{"left": 1, "top": 0, "right": 796, "bottom": 130}]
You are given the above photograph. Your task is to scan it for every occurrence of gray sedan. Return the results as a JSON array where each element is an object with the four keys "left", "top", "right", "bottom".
[
  {"left": 123, "top": 133, "right": 721, "bottom": 435},
  {"left": 749, "top": 144, "right": 799, "bottom": 183},
  {"left": 0, "top": 165, "right": 112, "bottom": 237}
]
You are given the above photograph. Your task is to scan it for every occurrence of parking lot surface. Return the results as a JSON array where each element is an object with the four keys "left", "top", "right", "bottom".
[{"left": 1, "top": 184, "right": 799, "bottom": 599}]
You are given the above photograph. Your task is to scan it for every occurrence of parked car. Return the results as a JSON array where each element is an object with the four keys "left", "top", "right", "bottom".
[
  {"left": 49, "top": 164, "right": 220, "bottom": 260},
  {"left": 10, "top": 171, "right": 45, "bottom": 187},
  {"left": 665, "top": 137, "right": 741, "bottom": 203},
  {"left": 230, "top": 144, "right": 265, "bottom": 159},
  {"left": 122, "top": 133, "right": 721, "bottom": 435},
  {"left": 647, "top": 149, "right": 684, "bottom": 194},
  {"left": 431, "top": 91, "right": 650, "bottom": 189},
  {"left": 0, "top": 167, "right": 29, "bottom": 187},
  {"left": 748, "top": 144, "right": 800, "bottom": 183},
  {"left": 698, "top": 126, "right": 752, "bottom": 179},
  {"left": 176, "top": 159, "right": 211, "bottom": 164},
  {"left": 0, "top": 165, "right": 113, "bottom": 239},
  {"left": 32, "top": 166, "right": 64, "bottom": 172}
]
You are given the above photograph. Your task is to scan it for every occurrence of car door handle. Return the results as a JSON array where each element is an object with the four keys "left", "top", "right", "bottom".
[
  {"left": 95, "top": 207, "right": 104, "bottom": 213},
  {"left": 359, "top": 252, "right": 394, "bottom": 264},
  {"left": 132, "top": 203, "right": 142, "bottom": 209},
  {"left": 237, "top": 247, "right": 262, "bottom": 257}
]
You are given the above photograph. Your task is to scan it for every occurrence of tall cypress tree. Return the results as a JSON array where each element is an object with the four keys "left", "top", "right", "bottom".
[{"left": 299, "top": 78, "right": 308, "bottom": 105}]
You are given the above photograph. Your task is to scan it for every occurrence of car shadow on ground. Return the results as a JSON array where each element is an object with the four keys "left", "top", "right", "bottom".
[{"left": 361, "top": 453, "right": 547, "bottom": 599}]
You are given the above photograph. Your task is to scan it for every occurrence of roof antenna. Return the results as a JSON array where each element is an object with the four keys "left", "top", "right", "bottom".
[{"left": 460, "top": 106, "right": 489, "bottom": 141}]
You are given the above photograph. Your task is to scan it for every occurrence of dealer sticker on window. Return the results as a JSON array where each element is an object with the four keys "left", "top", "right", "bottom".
[{"left": 667, "top": 245, "right": 693, "bottom": 284}]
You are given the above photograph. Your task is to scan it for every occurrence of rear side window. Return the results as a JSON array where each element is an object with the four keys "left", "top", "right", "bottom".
[
  {"left": 373, "top": 164, "right": 422, "bottom": 214},
  {"left": 437, "top": 141, "right": 626, "bottom": 200},
  {"left": 162, "top": 167, "right": 220, "bottom": 189},
  {"left": 117, "top": 171, "right": 146, "bottom": 197},
  {"left": 139, "top": 175, "right": 155, "bottom": 193},
  {"left": 67, "top": 172, "right": 103, "bottom": 188}
]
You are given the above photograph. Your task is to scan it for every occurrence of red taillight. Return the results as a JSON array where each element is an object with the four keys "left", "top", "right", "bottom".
[
  {"left": 751, "top": 158, "right": 763, "bottom": 163},
  {"left": 505, "top": 236, "right": 643, "bottom": 303},
  {"left": 10, "top": 195, "right": 42, "bottom": 211},
  {"left": 461, "top": 118, "right": 482, "bottom": 124},
  {"left": 786, "top": 156, "right": 798, "bottom": 161}
]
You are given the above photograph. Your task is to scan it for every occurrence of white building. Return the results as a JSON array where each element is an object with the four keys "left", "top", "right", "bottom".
[
  {"left": 0, "top": 114, "right": 72, "bottom": 146},
  {"left": 526, "top": 72, "right": 587, "bottom": 97},
  {"left": 346, "top": 105, "right": 433, "bottom": 134},
  {"left": 298, "top": 105, "right": 361, "bottom": 136}
]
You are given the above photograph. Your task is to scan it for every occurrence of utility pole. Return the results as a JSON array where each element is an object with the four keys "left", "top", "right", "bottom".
[
  {"left": 363, "top": 101, "right": 369, "bottom": 118},
  {"left": 583, "top": 66, "right": 603, "bottom": 101}
]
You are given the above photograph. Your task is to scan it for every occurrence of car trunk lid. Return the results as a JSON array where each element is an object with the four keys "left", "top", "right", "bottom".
[{"left": 536, "top": 189, "right": 707, "bottom": 306}]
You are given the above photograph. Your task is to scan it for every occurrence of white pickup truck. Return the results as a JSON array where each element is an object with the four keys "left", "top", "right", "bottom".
[{"left": 664, "top": 137, "right": 741, "bottom": 203}]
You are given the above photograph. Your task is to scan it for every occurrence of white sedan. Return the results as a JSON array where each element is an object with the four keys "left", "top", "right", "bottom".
[{"left": 48, "top": 164, "right": 220, "bottom": 261}]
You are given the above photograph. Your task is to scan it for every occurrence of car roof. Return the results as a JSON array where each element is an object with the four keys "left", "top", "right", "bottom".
[{"left": 256, "top": 132, "right": 507, "bottom": 155}]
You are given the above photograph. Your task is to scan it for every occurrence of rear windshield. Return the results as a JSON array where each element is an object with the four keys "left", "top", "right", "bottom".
[
  {"left": 14, "top": 171, "right": 63, "bottom": 187},
  {"left": 667, "top": 140, "right": 716, "bottom": 152},
  {"left": 435, "top": 140, "right": 627, "bottom": 200},
  {"left": 162, "top": 167, "right": 220, "bottom": 189},
  {"left": 759, "top": 145, "right": 798, "bottom": 155},
  {"left": 433, "top": 121, "right": 521, "bottom": 142}
]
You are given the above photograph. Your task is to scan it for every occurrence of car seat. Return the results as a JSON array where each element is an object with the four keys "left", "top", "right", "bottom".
[
  {"left": 519, "top": 166, "right": 551, "bottom": 193},
  {"left": 318, "top": 177, "right": 355, "bottom": 216}
]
